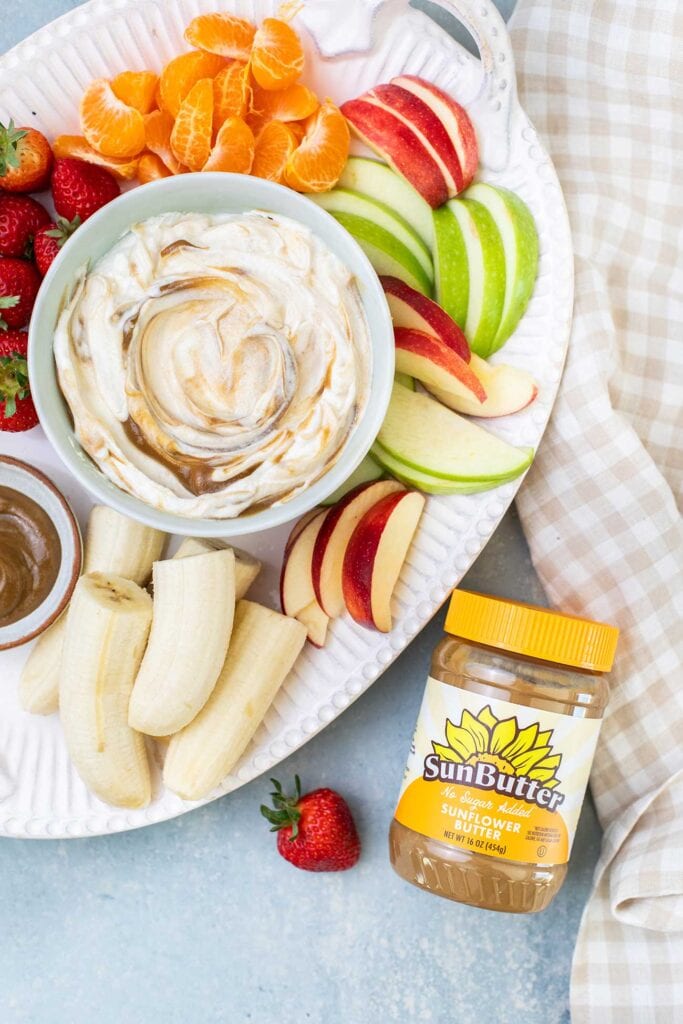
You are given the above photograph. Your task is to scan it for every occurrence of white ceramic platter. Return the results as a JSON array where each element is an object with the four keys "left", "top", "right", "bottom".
[{"left": 0, "top": 0, "right": 573, "bottom": 838}]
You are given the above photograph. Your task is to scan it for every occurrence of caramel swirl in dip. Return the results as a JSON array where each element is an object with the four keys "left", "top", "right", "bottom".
[
  {"left": 0, "top": 486, "right": 61, "bottom": 627},
  {"left": 54, "top": 212, "right": 372, "bottom": 518}
]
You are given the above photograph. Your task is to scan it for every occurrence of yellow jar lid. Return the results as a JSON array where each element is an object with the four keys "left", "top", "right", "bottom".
[{"left": 445, "top": 590, "right": 619, "bottom": 672}]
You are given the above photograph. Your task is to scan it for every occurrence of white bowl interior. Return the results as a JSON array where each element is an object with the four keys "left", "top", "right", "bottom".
[
  {"left": 0, "top": 459, "right": 82, "bottom": 648},
  {"left": 29, "top": 173, "right": 395, "bottom": 537}
]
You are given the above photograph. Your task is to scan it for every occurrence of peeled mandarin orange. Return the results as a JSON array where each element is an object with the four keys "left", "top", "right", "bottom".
[
  {"left": 185, "top": 13, "right": 256, "bottom": 59},
  {"left": 284, "top": 100, "right": 350, "bottom": 192},
  {"left": 203, "top": 117, "right": 255, "bottom": 173},
  {"left": 282, "top": 99, "right": 350, "bottom": 192},
  {"left": 144, "top": 110, "right": 185, "bottom": 174},
  {"left": 213, "top": 61, "right": 252, "bottom": 133},
  {"left": 250, "top": 82, "right": 318, "bottom": 123},
  {"left": 251, "top": 18, "right": 304, "bottom": 91},
  {"left": 111, "top": 70, "right": 159, "bottom": 115},
  {"left": 252, "top": 121, "right": 298, "bottom": 183},
  {"left": 80, "top": 78, "right": 146, "bottom": 157},
  {"left": 52, "top": 135, "right": 140, "bottom": 180},
  {"left": 171, "top": 78, "right": 214, "bottom": 171},
  {"left": 137, "top": 152, "right": 172, "bottom": 184},
  {"left": 159, "top": 50, "right": 226, "bottom": 118}
]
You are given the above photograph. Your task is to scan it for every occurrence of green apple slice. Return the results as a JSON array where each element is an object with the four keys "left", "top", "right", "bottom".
[
  {"left": 465, "top": 183, "right": 538, "bottom": 351},
  {"left": 370, "top": 443, "right": 521, "bottom": 494},
  {"left": 337, "top": 156, "right": 433, "bottom": 247},
  {"left": 433, "top": 203, "right": 469, "bottom": 328},
  {"left": 449, "top": 198, "right": 506, "bottom": 358},
  {"left": 394, "top": 372, "right": 415, "bottom": 390},
  {"left": 330, "top": 211, "right": 432, "bottom": 296},
  {"left": 377, "top": 382, "right": 533, "bottom": 481},
  {"left": 321, "top": 454, "right": 385, "bottom": 506},
  {"left": 311, "top": 188, "right": 433, "bottom": 281}
]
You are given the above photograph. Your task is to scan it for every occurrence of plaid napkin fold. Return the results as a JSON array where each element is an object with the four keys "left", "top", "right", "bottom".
[{"left": 507, "top": 0, "right": 683, "bottom": 1020}]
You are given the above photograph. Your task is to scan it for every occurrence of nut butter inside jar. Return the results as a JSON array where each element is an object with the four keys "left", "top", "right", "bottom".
[{"left": 389, "top": 590, "right": 619, "bottom": 914}]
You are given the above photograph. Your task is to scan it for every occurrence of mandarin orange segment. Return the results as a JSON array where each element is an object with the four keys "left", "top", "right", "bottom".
[
  {"left": 111, "top": 70, "right": 159, "bottom": 115},
  {"left": 203, "top": 117, "right": 255, "bottom": 173},
  {"left": 252, "top": 121, "right": 298, "bottom": 183},
  {"left": 52, "top": 135, "right": 140, "bottom": 180},
  {"left": 138, "top": 152, "right": 172, "bottom": 184},
  {"left": 185, "top": 13, "right": 255, "bottom": 59},
  {"left": 213, "top": 61, "right": 252, "bottom": 133},
  {"left": 144, "top": 110, "right": 185, "bottom": 174},
  {"left": 251, "top": 18, "right": 304, "bottom": 91},
  {"left": 250, "top": 82, "right": 318, "bottom": 123},
  {"left": 159, "top": 50, "right": 226, "bottom": 118},
  {"left": 171, "top": 78, "right": 214, "bottom": 171},
  {"left": 283, "top": 99, "right": 350, "bottom": 192},
  {"left": 80, "top": 78, "right": 146, "bottom": 158}
]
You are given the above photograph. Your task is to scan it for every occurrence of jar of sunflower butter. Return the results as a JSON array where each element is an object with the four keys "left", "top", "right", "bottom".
[{"left": 390, "top": 590, "right": 618, "bottom": 914}]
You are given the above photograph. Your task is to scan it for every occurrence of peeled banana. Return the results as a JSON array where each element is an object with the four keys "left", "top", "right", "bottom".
[
  {"left": 128, "top": 549, "right": 236, "bottom": 736},
  {"left": 174, "top": 538, "right": 261, "bottom": 599},
  {"left": 59, "top": 573, "right": 153, "bottom": 808},
  {"left": 164, "top": 600, "right": 307, "bottom": 801},
  {"left": 20, "top": 506, "right": 166, "bottom": 716}
]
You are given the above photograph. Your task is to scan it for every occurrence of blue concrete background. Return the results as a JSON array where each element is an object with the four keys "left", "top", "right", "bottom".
[{"left": 0, "top": 4, "right": 599, "bottom": 1022}]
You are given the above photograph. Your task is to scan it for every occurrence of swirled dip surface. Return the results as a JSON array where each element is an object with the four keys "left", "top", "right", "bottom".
[
  {"left": 0, "top": 486, "right": 61, "bottom": 627},
  {"left": 55, "top": 211, "right": 371, "bottom": 518}
]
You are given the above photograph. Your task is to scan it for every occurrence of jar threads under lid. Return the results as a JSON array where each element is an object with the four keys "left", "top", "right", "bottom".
[{"left": 444, "top": 590, "right": 619, "bottom": 672}]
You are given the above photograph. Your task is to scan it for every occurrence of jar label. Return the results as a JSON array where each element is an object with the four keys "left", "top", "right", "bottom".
[{"left": 394, "top": 676, "right": 602, "bottom": 866}]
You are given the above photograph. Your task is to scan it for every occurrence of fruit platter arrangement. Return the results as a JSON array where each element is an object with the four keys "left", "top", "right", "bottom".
[{"left": 0, "top": 0, "right": 573, "bottom": 837}]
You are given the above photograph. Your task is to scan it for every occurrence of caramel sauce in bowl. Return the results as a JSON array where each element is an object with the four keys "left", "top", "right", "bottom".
[{"left": 0, "top": 458, "right": 82, "bottom": 650}]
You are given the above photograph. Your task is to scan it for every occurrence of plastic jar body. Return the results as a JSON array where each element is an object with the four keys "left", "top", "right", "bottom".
[{"left": 389, "top": 637, "right": 609, "bottom": 914}]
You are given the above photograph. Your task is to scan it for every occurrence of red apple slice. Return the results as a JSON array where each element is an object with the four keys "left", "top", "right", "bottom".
[
  {"left": 312, "top": 479, "right": 404, "bottom": 617},
  {"left": 381, "top": 275, "right": 471, "bottom": 362},
  {"left": 392, "top": 75, "right": 478, "bottom": 190},
  {"left": 284, "top": 507, "right": 325, "bottom": 557},
  {"left": 394, "top": 328, "right": 485, "bottom": 403},
  {"left": 295, "top": 601, "right": 330, "bottom": 648},
  {"left": 427, "top": 353, "right": 538, "bottom": 417},
  {"left": 366, "top": 84, "right": 463, "bottom": 195},
  {"left": 342, "top": 489, "right": 426, "bottom": 632},
  {"left": 280, "top": 509, "right": 329, "bottom": 619},
  {"left": 340, "top": 97, "right": 448, "bottom": 208}
]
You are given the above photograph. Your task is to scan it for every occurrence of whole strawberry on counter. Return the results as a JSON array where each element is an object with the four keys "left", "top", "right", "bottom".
[
  {"left": 261, "top": 776, "right": 361, "bottom": 872},
  {"left": 0, "top": 258, "right": 40, "bottom": 329},
  {"left": 0, "top": 120, "right": 53, "bottom": 193},
  {"left": 0, "top": 330, "right": 38, "bottom": 431},
  {"left": 0, "top": 194, "right": 51, "bottom": 258},
  {"left": 51, "top": 158, "right": 120, "bottom": 223},
  {"left": 33, "top": 216, "right": 80, "bottom": 277}
]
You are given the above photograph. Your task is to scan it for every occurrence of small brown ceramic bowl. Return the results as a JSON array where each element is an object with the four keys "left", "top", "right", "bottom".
[{"left": 0, "top": 456, "right": 82, "bottom": 651}]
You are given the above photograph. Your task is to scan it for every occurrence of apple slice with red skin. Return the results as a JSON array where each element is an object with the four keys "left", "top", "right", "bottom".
[
  {"left": 426, "top": 353, "right": 538, "bottom": 417},
  {"left": 312, "top": 479, "right": 405, "bottom": 618},
  {"left": 295, "top": 601, "right": 330, "bottom": 648},
  {"left": 342, "top": 489, "right": 426, "bottom": 632},
  {"left": 340, "top": 97, "right": 448, "bottom": 208},
  {"left": 280, "top": 509, "right": 329, "bottom": 619},
  {"left": 394, "top": 328, "right": 486, "bottom": 404},
  {"left": 366, "top": 84, "right": 464, "bottom": 195},
  {"left": 392, "top": 75, "right": 478, "bottom": 191},
  {"left": 381, "top": 275, "right": 471, "bottom": 362}
]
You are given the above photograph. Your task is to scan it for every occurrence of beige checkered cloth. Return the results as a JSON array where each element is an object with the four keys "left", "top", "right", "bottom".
[{"left": 508, "top": 0, "right": 683, "bottom": 1019}]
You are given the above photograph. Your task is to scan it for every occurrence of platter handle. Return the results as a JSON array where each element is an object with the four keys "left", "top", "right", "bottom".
[{"left": 300, "top": 0, "right": 516, "bottom": 169}]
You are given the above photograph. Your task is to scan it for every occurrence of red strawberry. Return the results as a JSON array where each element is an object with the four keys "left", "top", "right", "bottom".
[
  {"left": 261, "top": 776, "right": 361, "bottom": 872},
  {"left": 51, "top": 158, "right": 120, "bottom": 222},
  {"left": 0, "top": 121, "right": 53, "bottom": 193},
  {"left": 0, "top": 330, "right": 38, "bottom": 431},
  {"left": 0, "top": 258, "right": 41, "bottom": 329},
  {"left": 0, "top": 194, "right": 51, "bottom": 258},
  {"left": 33, "top": 216, "right": 81, "bottom": 277}
]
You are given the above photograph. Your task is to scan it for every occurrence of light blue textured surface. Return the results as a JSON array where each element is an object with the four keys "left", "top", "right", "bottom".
[{"left": 0, "top": 4, "right": 598, "bottom": 1023}]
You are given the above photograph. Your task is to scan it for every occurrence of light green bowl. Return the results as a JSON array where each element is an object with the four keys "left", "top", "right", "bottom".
[{"left": 29, "top": 173, "right": 394, "bottom": 538}]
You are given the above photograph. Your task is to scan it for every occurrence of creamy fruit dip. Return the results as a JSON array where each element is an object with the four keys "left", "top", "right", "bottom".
[{"left": 54, "top": 211, "right": 372, "bottom": 518}]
